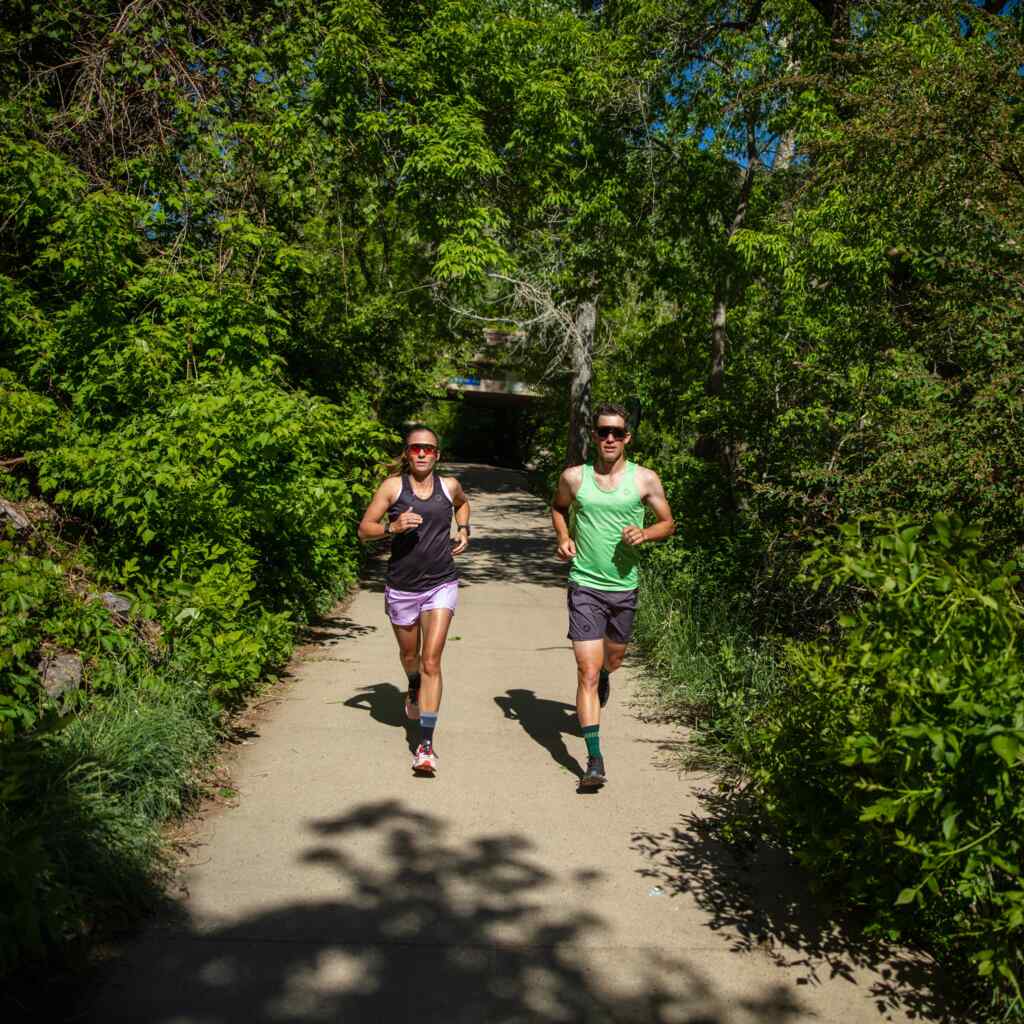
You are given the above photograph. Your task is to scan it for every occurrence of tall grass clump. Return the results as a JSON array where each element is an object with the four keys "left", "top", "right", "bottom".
[
  {"left": 634, "top": 556, "right": 783, "bottom": 769},
  {"left": 0, "top": 677, "right": 220, "bottom": 976}
]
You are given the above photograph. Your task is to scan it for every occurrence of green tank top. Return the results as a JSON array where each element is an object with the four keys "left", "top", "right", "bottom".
[{"left": 568, "top": 461, "right": 645, "bottom": 592}]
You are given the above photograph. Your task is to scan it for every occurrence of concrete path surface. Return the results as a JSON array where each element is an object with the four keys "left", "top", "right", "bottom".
[{"left": 89, "top": 465, "right": 942, "bottom": 1024}]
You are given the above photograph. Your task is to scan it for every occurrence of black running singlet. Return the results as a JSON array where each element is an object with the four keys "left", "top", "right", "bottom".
[{"left": 386, "top": 474, "right": 458, "bottom": 592}]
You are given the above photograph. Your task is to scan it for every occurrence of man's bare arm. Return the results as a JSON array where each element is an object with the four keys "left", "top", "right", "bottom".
[
  {"left": 551, "top": 466, "right": 581, "bottom": 561},
  {"left": 622, "top": 468, "right": 675, "bottom": 547}
]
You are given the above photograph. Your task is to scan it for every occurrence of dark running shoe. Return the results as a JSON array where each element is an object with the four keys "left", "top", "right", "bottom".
[
  {"left": 580, "top": 755, "right": 607, "bottom": 789},
  {"left": 597, "top": 669, "right": 611, "bottom": 708}
]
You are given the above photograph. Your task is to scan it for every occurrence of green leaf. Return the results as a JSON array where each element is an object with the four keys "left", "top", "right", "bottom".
[
  {"left": 991, "top": 734, "right": 1020, "bottom": 766},
  {"left": 895, "top": 887, "right": 918, "bottom": 906},
  {"left": 942, "top": 812, "right": 959, "bottom": 841}
]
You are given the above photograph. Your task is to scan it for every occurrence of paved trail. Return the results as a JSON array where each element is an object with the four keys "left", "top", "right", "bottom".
[{"left": 91, "top": 466, "right": 940, "bottom": 1024}]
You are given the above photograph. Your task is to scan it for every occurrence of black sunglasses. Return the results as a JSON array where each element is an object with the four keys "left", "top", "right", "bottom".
[{"left": 595, "top": 426, "right": 627, "bottom": 440}]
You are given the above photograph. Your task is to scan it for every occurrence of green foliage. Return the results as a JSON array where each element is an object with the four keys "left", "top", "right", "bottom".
[
  {"left": 0, "top": 538, "right": 155, "bottom": 740},
  {"left": 2, "top": 0, "right": 1023, "bottom": 1015},
  {"left": 636, "top": 514, "right": 1024, "bottom": 1017},
  {"left": 37, "top": 375, "right": 393, "bottom": 612},
  {"left": 0, "top": 372, "right": 64, "bottom": 455},
  {"left": 749, "top": 516, "right": 1024, "bottom": 1015}
]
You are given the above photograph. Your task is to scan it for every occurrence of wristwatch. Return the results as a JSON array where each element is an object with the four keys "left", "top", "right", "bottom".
[
  {"left": 383, "top": 520, "right": 392, "bottom": 536},
  {"left": 457, "top": 524, "right": 471, "bottom": 536}
]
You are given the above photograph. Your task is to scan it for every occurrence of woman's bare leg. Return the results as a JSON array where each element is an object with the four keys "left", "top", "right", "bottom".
[{"left": 416, "top": 608, "right": 453, "bottom": 714}]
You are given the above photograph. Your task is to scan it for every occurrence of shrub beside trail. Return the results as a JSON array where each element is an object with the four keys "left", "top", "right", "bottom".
[
  {"left": 0, "top": 383, "right": 395, "bottom": 978},
  {"left": 635, "top": 516, "right": 1024, "bottom": 1019},
  {"left": 0, "top": 134, "right": 398, "bottom": 977}
]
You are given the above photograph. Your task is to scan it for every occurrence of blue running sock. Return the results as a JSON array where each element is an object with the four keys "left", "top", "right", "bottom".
[{"left": 420, "top": 712, "right": 437, "bottom": 747}]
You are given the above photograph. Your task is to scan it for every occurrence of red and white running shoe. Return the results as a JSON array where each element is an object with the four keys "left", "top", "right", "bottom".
[{"left": 412, "top": 742, "right": 438, "bottom": 775}]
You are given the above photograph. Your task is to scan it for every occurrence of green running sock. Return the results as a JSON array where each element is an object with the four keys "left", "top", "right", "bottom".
[{"left": 582, "top": 725, "right": 601, "bottom": 759}]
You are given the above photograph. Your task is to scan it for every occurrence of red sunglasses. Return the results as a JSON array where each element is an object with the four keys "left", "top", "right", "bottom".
[{"left": 407, "top": 443, "right": 438, "bottom": 456}]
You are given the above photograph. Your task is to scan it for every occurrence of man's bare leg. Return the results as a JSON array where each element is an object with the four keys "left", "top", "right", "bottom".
[
  {"left": 574, "top": 639, "right": 607, "bottom": 786},
  {"left": 574, "top": 639, "right": 604, "bottom": 726},
  {"left": 599, "top": 638, "right": 627, "bottom": 706}
]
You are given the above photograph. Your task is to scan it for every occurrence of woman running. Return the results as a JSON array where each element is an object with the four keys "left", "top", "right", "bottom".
[{"left": 357, "top": 424, "right": 471, "bottom": 775}]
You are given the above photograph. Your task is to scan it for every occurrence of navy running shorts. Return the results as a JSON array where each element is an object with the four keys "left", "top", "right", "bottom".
[{"left": 567, "top": 583, "right": 638, "bottom": 644}]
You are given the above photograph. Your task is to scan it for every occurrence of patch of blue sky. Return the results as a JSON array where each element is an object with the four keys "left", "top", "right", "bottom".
[{"left": 973, "top": 0, "right": 1018, "bottom": 15}]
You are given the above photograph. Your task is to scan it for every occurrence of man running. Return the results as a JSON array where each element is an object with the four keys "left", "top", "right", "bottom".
[
  {"left": 358, "top": 424, "right": 470, "bottom": 776},
  {"left": 551, "top": 402, "right": 675, "bottom": 789}
]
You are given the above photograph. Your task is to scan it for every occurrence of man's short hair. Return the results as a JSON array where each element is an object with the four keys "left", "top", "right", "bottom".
[{"left": 592, "top": 402, "right": 629, "bottom": 429}]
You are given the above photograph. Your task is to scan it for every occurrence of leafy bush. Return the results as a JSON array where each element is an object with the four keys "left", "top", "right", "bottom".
[
  {"left": 0, "top": 539, "right": 157, "bottom": 740},
  {"left": 0, "top": 371, "right": 65, "bottom": 456},
  {"left": 35, "top": 376, "right": 393, "bottom": 696},
  {"left": 749, "top": 515, "right": 1024, "bottom": 1017}
]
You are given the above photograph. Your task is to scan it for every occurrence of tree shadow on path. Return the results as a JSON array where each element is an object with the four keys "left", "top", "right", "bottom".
[
  {"left": 343, "top": 682, "right": 419, "bottom": 752},
  {"left": 631, "top": 787, "right": 948, "bottom": 1023},
  {"left": 494, "top": 688, "right": 583, "bottom": 779},
  {"left": 90, "top": 800, "right": 813, "bottom": 1024},
  {"left": 299, "top": 617, "right": 377, "bottom": 643}
]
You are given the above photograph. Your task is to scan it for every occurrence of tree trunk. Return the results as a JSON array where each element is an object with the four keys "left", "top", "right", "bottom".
[
  {"left": 698, "top": 125, "right": 760, "bottom": 504},
  {"left": 708, "top": 288, "right": 729, "bottom": 398},
  {"left": 774, "top": 130, "right": 797, "bottom": 171},
  {"left": 566, "top": 298, "right": 597, "bottom": 466},
  {"left": 830, "top": 0, "right": 849, "bottom": 49},
  {"left": 706, "top": 128, "right": 758, "bottom": 398},
  {"left": 808, "top": 0, "right": 850, "bottom": 51},
  {"left": 773, "top": 32, "right": 799, "bottom": 173}
]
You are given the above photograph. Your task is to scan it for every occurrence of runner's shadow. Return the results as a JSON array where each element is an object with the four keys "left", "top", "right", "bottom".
[
  {"left": 494, "top": 689, "right": 583, "bottom": 780},
  {"left": 344, "top": 683, "right": 419, "bottom": 753}
]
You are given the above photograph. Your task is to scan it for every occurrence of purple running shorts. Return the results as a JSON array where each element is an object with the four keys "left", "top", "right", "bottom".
[{"left": 385, "top": 580, "right": 459, "bottom": 626}]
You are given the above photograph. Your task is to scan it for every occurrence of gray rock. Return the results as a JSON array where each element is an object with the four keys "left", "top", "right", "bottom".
[
  {"left": 100, "top": 592, "right": 133, "bottom": 617},
  {"left": 40, "top": 651, "right": 82, "bottom": 699},
  {"left": 0, "top": 498, "right": 30, "bottom": 533}
]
